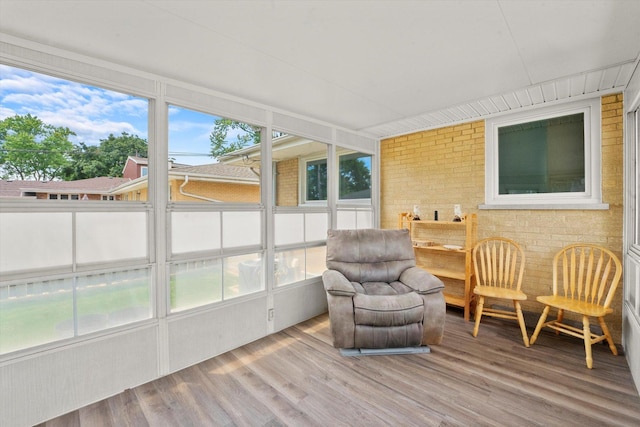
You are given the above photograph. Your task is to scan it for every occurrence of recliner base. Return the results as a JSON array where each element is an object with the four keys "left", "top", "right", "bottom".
[{"left": 339, "top": 346, "right": 431, "bottom": 356}]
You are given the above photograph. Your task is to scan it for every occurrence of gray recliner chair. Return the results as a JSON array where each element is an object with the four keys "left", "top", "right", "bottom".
[{"left": 322, "top": 228, "right": 446, "bottom": 351}]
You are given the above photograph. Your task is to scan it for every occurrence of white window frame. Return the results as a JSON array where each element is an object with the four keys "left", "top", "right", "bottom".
[
  {"left": 300, "top": 154, "right": 328, "bottom": 206},
  {"left": 300, "top": 150, "right": 373, "bottom": 206},
  {"left": 482, "top": 98, "right": 607, "bottom": 209}
]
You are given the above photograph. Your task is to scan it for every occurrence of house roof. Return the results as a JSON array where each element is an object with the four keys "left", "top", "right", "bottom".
[
  {"left": 127, "top": 156, "right": 148, "bottom": 165},
  {"left": 171, "top": 163, "right": 259, "bottom": 181},
  {"left": 0, "top": 177, "right": 131, "bottom": 197}
]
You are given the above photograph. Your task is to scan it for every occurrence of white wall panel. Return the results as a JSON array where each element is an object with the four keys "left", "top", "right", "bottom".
[
  {"left": 171, "top": 211, "right": 221, "bottom": 254},
  {"left": 273, "top": 281, "right": 327, "bottom": 332},
  {"left": 1, "top": 325, "right": 159, "bottom": 427},
  {"left": 76, "top": 212, "right": 147, "bottom": 264},
  {"left": 0, "top": 212, "right": 72, "bottom": 273},
  {"left": 167, "top": 296, "right": 268, "bottom": 372}
]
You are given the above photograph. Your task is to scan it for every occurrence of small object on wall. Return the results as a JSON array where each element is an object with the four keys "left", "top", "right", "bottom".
[
  {"left": 453, "top": 204, "right": 462, "bottom": 222},
  {"left": 434, "top": 210, "right": 438, "bottom": 221}
]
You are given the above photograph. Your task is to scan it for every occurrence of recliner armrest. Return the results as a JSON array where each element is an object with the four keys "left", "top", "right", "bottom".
[
  {"left": 400, "top": 267, "right": 445, "bottom": 294},
  {"left": 322, "top": 270, "right": 356, "bottom": 296}
]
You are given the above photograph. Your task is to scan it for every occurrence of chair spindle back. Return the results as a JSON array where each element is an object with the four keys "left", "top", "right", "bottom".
[
  {"left": 473, "top": 238, "right": 524, "bottom": 291},
  {"left": 553, "top": 244, "right": 622, "bottom": 309}
]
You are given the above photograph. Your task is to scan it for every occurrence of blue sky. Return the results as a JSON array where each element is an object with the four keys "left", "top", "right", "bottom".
[{"left": 0, "top": 64, "right": 246, "bottom": 166}]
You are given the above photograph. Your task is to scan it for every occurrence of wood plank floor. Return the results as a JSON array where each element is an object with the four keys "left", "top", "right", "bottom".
[{"left": 37, "top": 309, "right": 640, "bottom": 426}]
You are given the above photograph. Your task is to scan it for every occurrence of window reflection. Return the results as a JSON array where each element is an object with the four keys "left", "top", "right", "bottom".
[
  {"left": 339, "top": 151, "right": 372, "bottom": 200},
  {"left": 498, "top": 113, "right": 585, "bottom": 194},
  {"left": 306, "top": 159, "right": 327, "bottom": 201},
  {"left": 275, "top": 248, "right": 306, "bottom": 286},
  {"left": 225, "top": 253, "right": 264, "bottom": 298}
]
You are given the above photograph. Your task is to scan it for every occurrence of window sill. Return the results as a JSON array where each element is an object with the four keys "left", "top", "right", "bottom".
[{"left": 479, "top": 203, "right": 609, "bottom": 210}]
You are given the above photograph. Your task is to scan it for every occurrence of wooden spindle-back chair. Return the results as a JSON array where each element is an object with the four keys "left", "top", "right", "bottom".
[
  {"left": 472, "top": 237, "right": 529, "bottom": 347},
  {"left": 530, "top": 243, "right": 622, "bottom": 368}
]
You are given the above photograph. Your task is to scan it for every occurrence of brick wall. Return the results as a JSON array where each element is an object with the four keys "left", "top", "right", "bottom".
[
  {"left": 170, "top": 179, "right": 260, "bottom": 203},
  {"left": 381, "top": 94, "right": 625, "bottom": 341},
  {"left": 276, "top": 158, "right": 299, "bottom": 206}
]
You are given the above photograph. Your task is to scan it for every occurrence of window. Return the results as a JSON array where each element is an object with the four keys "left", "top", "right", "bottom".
[
  {"left": 484, "top": 98, "right": 604, "bottom": 208},
  {"left": 273, "top": 211, "right": 328, "bottom": 287},
  {"left": 48, "top": 193, "right": 80, "bottom": 200},
  {"left": 630, "top": 107, "right": 640, "bottom": 314},
  {"left": 0, "top": 268, "right": 151, "bottom": 354},
  {"left": 0, "top": 65, "right": 149, "bottom": 203},
  {"left": 635, "top": 108, "right": 640, "bottom": 247},
  {"left": 0, "top": 65, "right": 152, "bottom": 355},
  {"left": 167, "top": 105, "right": 261, "bottom": 204},
  {"left": 306, "top": 158, "right": 327, "bottom": 202},
  {"left": 169, "top": 210, "right": 264, "bottom": 312}
]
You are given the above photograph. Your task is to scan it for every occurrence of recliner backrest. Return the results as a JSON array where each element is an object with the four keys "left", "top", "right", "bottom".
[{"left": 326, "top": 229, "right": 416, "bottom": 283}]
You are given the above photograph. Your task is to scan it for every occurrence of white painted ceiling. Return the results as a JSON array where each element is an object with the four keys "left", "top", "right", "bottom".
[{"left": 1, "top": 0, "right": 639, "bottom": 138}]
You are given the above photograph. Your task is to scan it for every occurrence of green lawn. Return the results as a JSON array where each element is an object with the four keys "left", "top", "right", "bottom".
[
  {"left": 0, "top": 278, "right": 150, "bottom": 354},
  {"left": 1, "top": 262, "right": 258, "bottom": 354}
]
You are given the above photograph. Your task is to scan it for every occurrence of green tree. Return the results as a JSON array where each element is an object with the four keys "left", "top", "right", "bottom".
[
  {"left": 0, "top": 114, "right": 75, "bottom": 181},
  {"left": 209, "top": 118, "right": 261, "bottom": 159},
  {"left": 339, "top": 155, "right": 372, "bottom": 199},
  {"left": 62, "top": 132, "right": 148, "bottom": 179}
]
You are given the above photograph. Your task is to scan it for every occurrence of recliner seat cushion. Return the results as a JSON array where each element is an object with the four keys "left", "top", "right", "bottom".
[
  {"left": 353, "top": 292, "right": 424, "bottom": 327},
  {"left": 357, "top": 281, "right": 413, "bottom": 295}
]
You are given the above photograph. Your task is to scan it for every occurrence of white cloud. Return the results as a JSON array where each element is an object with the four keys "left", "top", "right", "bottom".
[{"left": 0, "top": 65, "right": 148, "bottom": 145}]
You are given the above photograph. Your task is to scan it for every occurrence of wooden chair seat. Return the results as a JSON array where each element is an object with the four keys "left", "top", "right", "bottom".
[
  {"left": 536, "top": 295, "right": 613, "bottom": 318},
  {"left": 471, "top": 237, "right": 529, "bottom": 347},
  {"left": 474, "top": 286, "right": 527, "bottom": 301},
  {"left": 530, "top": 244, "right": 622, "bottom": 369}
]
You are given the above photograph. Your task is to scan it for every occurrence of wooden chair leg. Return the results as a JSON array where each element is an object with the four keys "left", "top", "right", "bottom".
[
  {"left": 583, "top": 315, "right": 593, "bottom": 369},
  {"left": 598, "top": 316, "right": 618, "bottom": 356},
  {"left": 556, "top": 309, "right": 564, "bottom": 335},
  {"left": 530, "top": 305, "right": 550, "bottom": 345},
  {"left": 514, "top": 301, "right": 530, "bottom": 347},
  {"left": 472, "top": 296, "right": 484, "bottom": 337}
]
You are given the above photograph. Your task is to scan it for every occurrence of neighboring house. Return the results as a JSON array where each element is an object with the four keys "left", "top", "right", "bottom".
[
  {"left": 112, "top": 159, "right": 261, "bottom": 202},
  {"left": 0, "top": 177, "right": 131, "bottom": 200},
  {"left": 122, "top": 155, "right": 150, "bottom": 180},
  {"left": 0, "top": 156, "right": 260, "bottom": 203}
]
